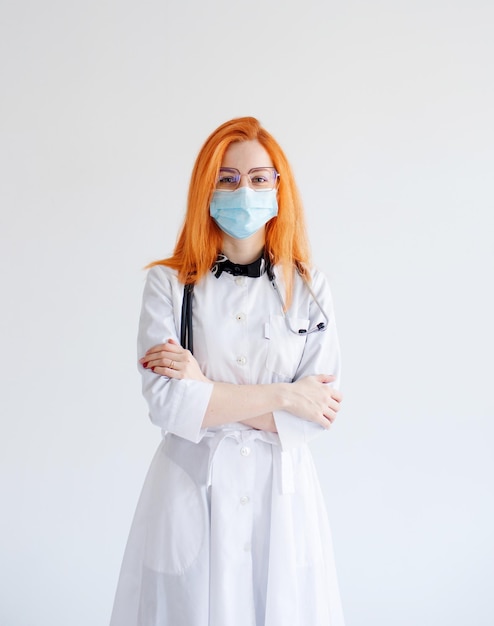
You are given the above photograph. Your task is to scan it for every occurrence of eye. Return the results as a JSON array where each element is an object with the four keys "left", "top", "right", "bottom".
[
  {"left": 249, "top": 168, "right": 275, "bottom": 188},
  {"left": 218, "top": 175, "right": 236, "bottom": 184},
  {"left": 217, "top": 168, "right": 240, "bottom": 189}
]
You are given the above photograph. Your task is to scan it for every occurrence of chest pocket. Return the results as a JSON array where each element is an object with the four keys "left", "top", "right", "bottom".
[{"left": 265, "top": 314, "right": 309, "bottom": 380}]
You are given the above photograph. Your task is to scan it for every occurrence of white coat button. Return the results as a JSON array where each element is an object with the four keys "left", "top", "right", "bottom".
[
  {"left": 235, "top": 276, "right": 245, "bottom": 286},
  {"left": 240, "top": 446, "right": 251, "bottom": 457},
  {"left": 235, "top": 312, "right": 246, "bottom": 322},
  {"left": 240, "top": 496, "right": 250, "bottom": 505},
  {"left": 236, "top": 356, "right": 247, "bottom": 366},
  {"left": 244, "top": 542, "right": 251, "bottom": 552}
]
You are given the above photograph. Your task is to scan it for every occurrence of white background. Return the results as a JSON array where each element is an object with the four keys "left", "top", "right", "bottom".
[{"left": 1, "top": 1, "right": 493, "bottom": 625}]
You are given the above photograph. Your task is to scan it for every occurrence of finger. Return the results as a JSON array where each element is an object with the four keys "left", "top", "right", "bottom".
[
  {"left": 323, "top": 402, "right": 339, "bottom": 420},
  {"left": 329, "top": 394, "right": 342, "bottom": 410},
  {"left": 316, "top": 374, "right": 336, "bottom": 384},
  {"left": 326, "top": 399, "right": 340, "bottom": 415},
  {"left": 141, "top": 344, "right": 184, "bottom": 364},
  {"left": 153, "top": 365, "right": 184, "bottom": 379},
  {"left": 330, "top": 389, "right": 343, "bottom": 403},
  {"left": 141, "top": 343, "right": 185, "bottom": 365},
  {"left": 141, "top": 340, "right": 183, "bottom": 359},
  {"left": 320, "top": 415, "right": 332, "bottom": 429},
  {"left": 310, "top": 411, "right": 332, "bottom": 429},
  {"left": 148, "top": 356, "right": 182, "bottom": 370},
  {"left": 163, "top": 339, "right": 185, "bottom": 354},
  {"left": 141, "top": 353, "right": 167, "bottom": 368},
  {"left": 151, "top": 366, "right": 170, "bottom": 377},
  {"left": 322, "top": 409, "right": 336, "bottom": 424},
  {"left": 139, "top": 344, "right": 168, "bottom": 361}
]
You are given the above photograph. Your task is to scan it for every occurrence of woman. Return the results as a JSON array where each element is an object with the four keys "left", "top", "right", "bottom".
[{"left": 110, "top": 117, "right": 345, "bottom": 626}]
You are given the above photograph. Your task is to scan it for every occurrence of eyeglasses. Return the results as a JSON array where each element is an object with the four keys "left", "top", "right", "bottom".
[{"left": 216, "top": 167, "right": 279, "bottom": 191}]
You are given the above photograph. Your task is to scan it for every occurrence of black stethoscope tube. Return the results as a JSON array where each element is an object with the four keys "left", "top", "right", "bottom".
[{"left": 180, "top": 283, "right": 194, "bottom": 354}]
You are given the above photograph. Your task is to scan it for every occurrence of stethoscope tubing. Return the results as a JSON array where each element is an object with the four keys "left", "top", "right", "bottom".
[{"left": 267, "top": 265, "right": 329, "bottom": 335}]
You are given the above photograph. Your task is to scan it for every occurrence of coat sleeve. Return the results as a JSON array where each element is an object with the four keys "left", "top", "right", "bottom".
[
  {"left": 273, "top": 269, "right": 342, "bottom": 450},
  {"left": 137, "top": 265, "right": 213, "bottom": 442}
]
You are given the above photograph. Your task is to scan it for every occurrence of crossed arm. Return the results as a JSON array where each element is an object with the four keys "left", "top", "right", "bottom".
[{"left": 139, "top": 339, "right": 342, "bottom": 433}]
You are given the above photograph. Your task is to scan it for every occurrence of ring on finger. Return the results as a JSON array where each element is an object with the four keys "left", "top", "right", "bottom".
[{"left": 170, "top": 360, "right": 175, "bottom": 369}]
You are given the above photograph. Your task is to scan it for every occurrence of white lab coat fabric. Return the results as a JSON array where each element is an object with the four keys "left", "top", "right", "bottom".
[{"left": 110, "top": 264, "right": 345, "bottom": 626}]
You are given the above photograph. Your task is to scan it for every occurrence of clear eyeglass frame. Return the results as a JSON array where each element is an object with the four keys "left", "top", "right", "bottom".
[{"left": 216, "top": 167, "right": 280, "bottom": 192}]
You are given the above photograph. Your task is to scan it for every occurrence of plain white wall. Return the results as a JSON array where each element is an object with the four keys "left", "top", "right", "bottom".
[{"left": 1, "top": 1, "right": 493, "bottom": 625}]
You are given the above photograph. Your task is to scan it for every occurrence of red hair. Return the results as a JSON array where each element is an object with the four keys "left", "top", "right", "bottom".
[{"left": 149, "top": 116, "right": 311, "bottom": 305}]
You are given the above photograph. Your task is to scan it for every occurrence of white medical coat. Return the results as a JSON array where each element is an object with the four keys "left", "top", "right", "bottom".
[{"left": 110, "top": 264, "right": 345, "bottom": 626}]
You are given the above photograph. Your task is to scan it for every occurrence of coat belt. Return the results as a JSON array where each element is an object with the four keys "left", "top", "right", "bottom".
[{"left": 202, "top": 428, "right": 295, "bottom": 495}]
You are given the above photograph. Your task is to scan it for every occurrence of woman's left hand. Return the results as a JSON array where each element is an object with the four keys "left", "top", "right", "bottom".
[{"left": 139, "top": 339, "right": 210, "bottom": 383}]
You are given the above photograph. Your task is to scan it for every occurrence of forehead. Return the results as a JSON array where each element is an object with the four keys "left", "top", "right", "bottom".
[{"left": 221, "top": 139, "right": 273, "bottom": 169}]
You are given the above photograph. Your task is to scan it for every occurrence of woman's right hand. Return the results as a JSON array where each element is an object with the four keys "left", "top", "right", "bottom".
[
  {"left": 139, "top": 338, "right": 210, "bottom": 383},
  {"left": 286, "top": 375, "right": 342, "bottom": 429}
]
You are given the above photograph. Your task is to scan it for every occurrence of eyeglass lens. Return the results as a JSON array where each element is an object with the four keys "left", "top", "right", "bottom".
[{"left": 216, "top": 167, "right": 278, "bottom": 191}]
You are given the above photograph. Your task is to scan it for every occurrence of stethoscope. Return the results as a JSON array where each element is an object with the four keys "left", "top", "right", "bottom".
[
  {"left": 266, "top": 263, "right": 329, "bottom": 336},
  {"left": 180, "top": 265, "right": 328, "bottom": 354}
]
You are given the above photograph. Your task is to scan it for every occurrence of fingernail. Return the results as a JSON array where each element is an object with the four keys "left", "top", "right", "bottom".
[{"left": 142, "top": 362, "right": 148, "bottom": 368}]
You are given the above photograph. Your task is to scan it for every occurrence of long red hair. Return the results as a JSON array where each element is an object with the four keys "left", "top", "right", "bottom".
[{"left": 149, "top": 116, "right": 311, "bottom": 305}]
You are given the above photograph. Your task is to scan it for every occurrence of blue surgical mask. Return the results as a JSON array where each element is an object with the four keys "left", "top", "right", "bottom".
[{"left": 210, "top": 187, "right": 278, "bottom": 239}]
